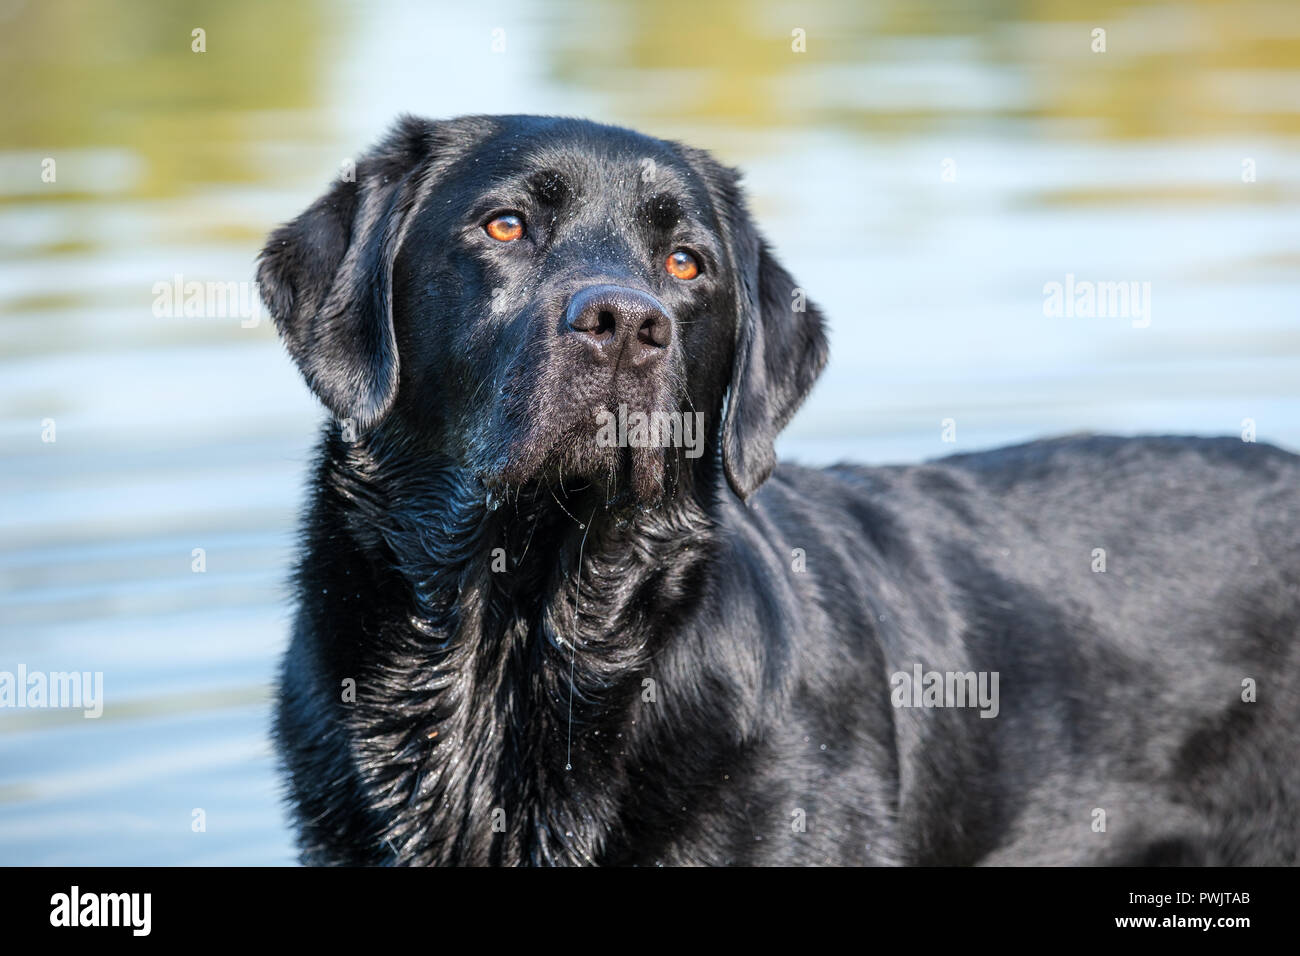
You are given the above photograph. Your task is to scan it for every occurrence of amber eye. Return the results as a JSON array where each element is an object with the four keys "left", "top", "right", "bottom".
[
  {"left": 666, "top": 249, "right": 699, "bottom": 280},
  {"left": 485, "top": 214, "right": 524, "bottom": 242}
]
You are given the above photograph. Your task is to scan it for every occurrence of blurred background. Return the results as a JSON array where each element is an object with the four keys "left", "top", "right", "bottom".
[{"left": 1, "top": 0, "right": 1298, "bottom": 865}]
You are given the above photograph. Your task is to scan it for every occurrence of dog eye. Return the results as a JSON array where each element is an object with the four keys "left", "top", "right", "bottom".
[
  {"left": 665, "top": 250, "right": 699, "bottom": 280},
  {"left": 485, "top": 214, "right": 525, "bottom": 242}
]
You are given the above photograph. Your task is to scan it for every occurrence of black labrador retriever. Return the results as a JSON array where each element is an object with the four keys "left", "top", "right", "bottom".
[{"left": 259, "top": 114, "right": 1300, "bottom": 866}]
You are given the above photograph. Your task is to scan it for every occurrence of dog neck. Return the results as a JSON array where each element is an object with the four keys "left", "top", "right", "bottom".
[{"left": 306, "top": 426, "right": 715, "bottom": 864}]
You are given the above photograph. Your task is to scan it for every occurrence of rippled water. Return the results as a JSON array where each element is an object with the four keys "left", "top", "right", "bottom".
[{"left": 2, "top": 0, "right": 1298, "bottom": 865}]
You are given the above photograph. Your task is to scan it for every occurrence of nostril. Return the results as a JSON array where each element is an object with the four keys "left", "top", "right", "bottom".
[
  {"left": 566, "top": 305, "right": 616, "bottom": 341},
  {"left": 637, "top": 313, "right": 670, "bottom": 348},
  {"left": 594, "top": 310, "right": 616, "bottom": 340}
]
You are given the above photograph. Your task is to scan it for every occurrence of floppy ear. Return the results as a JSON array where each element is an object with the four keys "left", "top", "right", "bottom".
[
  {"left": 700, "top": 164, "right": 829, "bottom": 500},
  {"left": 256, "top": 116, "right": 440, "bottom": 431}
]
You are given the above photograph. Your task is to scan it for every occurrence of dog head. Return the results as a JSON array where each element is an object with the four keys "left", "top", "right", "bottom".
[{"left": 258, "top": 115, "right": 826, "bottom": 505}]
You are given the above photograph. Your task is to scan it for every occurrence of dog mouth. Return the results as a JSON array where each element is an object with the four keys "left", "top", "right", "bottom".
[
  {"left": 482, "top": 399, "right": 696, "bottom": 508},
  {"left": 476, "top": 343, "right": 698, "bottom": 509}
]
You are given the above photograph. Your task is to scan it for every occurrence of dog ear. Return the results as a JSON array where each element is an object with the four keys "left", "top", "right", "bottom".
[
  {"left": 686, "top": 155, "right": 828, "bottom": 500},
  {"left": 257, "top": 116, "right": 441, "bottom": 431}
]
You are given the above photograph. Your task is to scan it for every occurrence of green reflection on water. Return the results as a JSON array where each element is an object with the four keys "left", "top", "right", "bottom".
[
  {"left": 0, "top": 0, "right": 328, "bottom": 194},
  {"left": 3, "top": 0, "right": 1297, "bottom": 199}
]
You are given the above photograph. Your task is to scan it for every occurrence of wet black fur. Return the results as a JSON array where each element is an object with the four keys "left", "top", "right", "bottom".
[{"left": 261, "top": 115, "right": 1300, "bottom": 865}]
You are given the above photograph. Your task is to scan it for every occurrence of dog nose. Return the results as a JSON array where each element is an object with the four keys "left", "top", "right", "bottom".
[{"left": 564, "top": 285, "right": 672, "bottom": 364}]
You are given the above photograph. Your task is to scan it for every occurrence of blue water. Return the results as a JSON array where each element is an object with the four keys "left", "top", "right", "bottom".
[{"left": 2, "top": 0, "right": 1298, "bottom": 865}]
